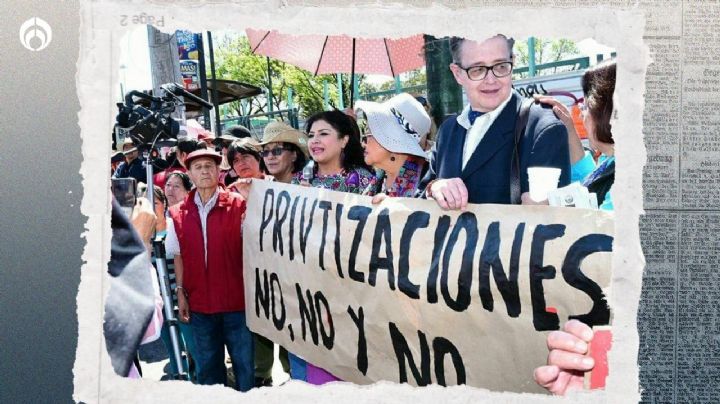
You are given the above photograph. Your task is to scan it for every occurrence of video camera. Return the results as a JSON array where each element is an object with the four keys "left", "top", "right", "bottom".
[{"left": 113, "top": 83, "right": 213, "bottom": 149}]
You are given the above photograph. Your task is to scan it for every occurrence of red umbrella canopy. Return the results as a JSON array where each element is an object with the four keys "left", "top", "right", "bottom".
[{"left": 246, "top": 29, "right": 425, "bottom": 77}]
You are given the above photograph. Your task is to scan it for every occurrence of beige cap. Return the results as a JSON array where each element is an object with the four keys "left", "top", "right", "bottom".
[{"left": 260, "top": 121, "right": 309, "bottom": 157}]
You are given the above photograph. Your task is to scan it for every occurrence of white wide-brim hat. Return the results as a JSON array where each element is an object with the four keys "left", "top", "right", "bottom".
[{"left": 355, "top": 93, "right": 430, "bottom": 159}]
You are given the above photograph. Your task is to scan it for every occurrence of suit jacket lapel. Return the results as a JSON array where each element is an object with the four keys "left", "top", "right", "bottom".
[
  {"left": 460, "top": 94, "right": 520, "bottom": 181},
  {"left": 444, "top": 119, "right": 467, "bottom": 178}
]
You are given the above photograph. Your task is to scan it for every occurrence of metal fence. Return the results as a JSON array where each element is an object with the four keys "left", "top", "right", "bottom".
[
  {"left": 221, "top": 107, "right": 300, "bottom": 141},
  {"left": 359, "top": 84, "right": 427, "bottom": 103}
]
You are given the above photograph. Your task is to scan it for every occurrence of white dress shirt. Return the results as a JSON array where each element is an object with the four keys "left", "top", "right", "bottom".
[
  {"left": 458, "top": 92, "right": 514, "bottom": 169},
  {"left": 164, "top": 188, "right": 220, "bottom": 265}
]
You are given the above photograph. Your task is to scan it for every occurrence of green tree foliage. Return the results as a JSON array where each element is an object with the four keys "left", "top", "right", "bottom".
[
  {"left": 513, "top": 38, "right": 580, "bottom": 77},
  {"left": 214, "top": 35, "right": 342, "bottom": 118},
  {"left": 359, "top": 68, "right": 427, "bottom": 102}
]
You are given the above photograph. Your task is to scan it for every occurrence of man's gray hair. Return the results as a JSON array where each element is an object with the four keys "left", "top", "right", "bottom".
[{"left": 449, "top": 35, "right": 515, "bottom": 65}]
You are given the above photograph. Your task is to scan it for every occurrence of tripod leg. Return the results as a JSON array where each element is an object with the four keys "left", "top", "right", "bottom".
[{"left": 153, "top": 243, "right": 189, "bottom": 380}]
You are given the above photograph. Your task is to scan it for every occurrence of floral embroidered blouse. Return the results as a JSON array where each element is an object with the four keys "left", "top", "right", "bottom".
[
  {"left": 384, "top": 156, "right": 424, "bottom": 197},
  {"left": 365, "top": 156, "right": 425, "bottom": 198},
  {"left": 291, "top": 166, "right": 374, "bottom": 194}
]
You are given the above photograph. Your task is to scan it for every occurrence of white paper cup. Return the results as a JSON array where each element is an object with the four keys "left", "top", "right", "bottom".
[{"left": 527, "top": 167, "right": 561, "bottom": 201}]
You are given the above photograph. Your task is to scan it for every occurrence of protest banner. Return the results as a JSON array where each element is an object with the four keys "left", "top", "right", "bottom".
[{"left": 243, "top": 180, "right": 614, "bottom": 393}]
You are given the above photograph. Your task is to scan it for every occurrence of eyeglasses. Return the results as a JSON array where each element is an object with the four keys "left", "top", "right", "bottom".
[
  {"left": 260, "top": 147, "right": 286, "bottom": 158},
  {"left": 456, "top": 61, "right": 513, "bottom": 81}
]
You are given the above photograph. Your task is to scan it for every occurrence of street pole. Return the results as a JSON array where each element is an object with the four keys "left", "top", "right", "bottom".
[
  {"left": 528, "top": 37, "right": 537, "bottom": 77},
  {"left": 267, "top": 57, "right": 274, "bottom": 113},
  {"left": 323, "top": 80, "right": 329, "bottom": 110},
  {"left": 147, "top": 26, "right": 184, "bottom": 122},
  {"left": 197, "top": 33, "right": 211, "bottom": 130},
  {"left": 336, "top": 74, "right": 344, "bottom": 110},
  {"left": 207, "top": 31, "right": 221, "bottom": 136}
]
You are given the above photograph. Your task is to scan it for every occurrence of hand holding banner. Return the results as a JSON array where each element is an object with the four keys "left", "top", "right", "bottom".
[{"left": 243, "top": 181, "right": 614, "bottom": 393}]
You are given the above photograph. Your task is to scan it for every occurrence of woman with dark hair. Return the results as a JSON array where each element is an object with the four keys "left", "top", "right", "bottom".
[
  {"left": 226, "top": 138, "right": 266, "bottom": 192},
  {"left": 533, "top": 59, "right": 617, "bottom": 396},
  {"left": 575, "top": 60, "right": 616, "bottom": 210},
  {"left": 287, "top": 110, "right": 371, "bottom": 385},
  {"left": 164, "top": 171, "right": 192, "bottom": 209},
  {"left": 535, "top": 59, "right": 616, "bottom": 210},
  {"left": 292, "top": 109, "right": 373, "bottom": 193}
]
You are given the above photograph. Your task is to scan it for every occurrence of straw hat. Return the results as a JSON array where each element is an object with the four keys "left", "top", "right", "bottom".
[
  {"left": 260, "top": 121, "right": 309, "bottom": 157},
  {"left": 121, "top": 137, "right": 138, "bottom": 154},
  {"left": 355, "top": 93, "right": 430, "bottom": 158}
]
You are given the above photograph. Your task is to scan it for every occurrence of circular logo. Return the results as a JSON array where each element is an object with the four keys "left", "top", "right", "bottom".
[{"left": 19, "top": 17, "right": 52, "bottom": 52}]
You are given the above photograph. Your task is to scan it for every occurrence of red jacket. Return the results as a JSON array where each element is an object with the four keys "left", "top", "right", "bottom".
[{"left": 169, "top": 188, "right": 246, "bottom": 314}]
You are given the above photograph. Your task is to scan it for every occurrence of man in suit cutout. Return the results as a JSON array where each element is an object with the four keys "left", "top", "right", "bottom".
[{"left": 420, "top": 35, "right": 571, "bottom": 208}]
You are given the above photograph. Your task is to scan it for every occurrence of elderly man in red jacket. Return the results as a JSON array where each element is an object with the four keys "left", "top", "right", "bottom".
[{"left": 165, "top": 149, "right": 254, "bottom": 391}]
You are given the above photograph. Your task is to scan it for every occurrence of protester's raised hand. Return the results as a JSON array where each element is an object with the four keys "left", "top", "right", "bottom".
[
  {"left": 130, "top": 197, "right": 157, "bottom": 246},
  {"left": 534, "top": 95, "right": 575, "bottom": 131},
  {"left": 534, "top": 95, "right": 585, "bottom": 165},
  {"left": 429, "top": 178, "right": 468, "bottom": 210},
  {"left": 228, "top": 178, "right": 253, "bottom": 200},
  {"left": 533, "top": 320, "right": 594, "bottom": 395}
]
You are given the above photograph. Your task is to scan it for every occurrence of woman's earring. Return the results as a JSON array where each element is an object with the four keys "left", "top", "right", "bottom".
[{"left": 390, "top": 154, "right": 396, "bottom": 162}]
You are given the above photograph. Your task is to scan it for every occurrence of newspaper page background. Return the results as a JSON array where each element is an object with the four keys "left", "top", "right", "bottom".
[
  {"left": 70, "top": 0, "right": 720, "bottom": 402},
  {"left": 636, "top": 1, "right": 720, "bottom": 402}
]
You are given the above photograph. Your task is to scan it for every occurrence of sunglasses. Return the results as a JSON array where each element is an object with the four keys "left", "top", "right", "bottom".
[{"left": 260, "top": 147, "right": 286, "bottom": 158}]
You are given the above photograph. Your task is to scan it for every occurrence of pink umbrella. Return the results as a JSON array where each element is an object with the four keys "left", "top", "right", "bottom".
[{"left": 246, "top": 29, "right": 426, "bottom": 106}]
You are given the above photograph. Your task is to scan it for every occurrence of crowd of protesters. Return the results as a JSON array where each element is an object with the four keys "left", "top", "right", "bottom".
[{"left": 107, "top": 34, "right": 616, "bottom": 395}]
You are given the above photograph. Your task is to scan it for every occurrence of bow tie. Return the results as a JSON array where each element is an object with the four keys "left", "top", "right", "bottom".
[{"left": 468, "top": 110, "right": 485, "bottom": 126}]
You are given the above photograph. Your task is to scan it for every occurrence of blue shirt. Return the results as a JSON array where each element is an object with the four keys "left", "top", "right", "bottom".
[{"left": 571, "top": 151, "right": 614, "bottom": 211}]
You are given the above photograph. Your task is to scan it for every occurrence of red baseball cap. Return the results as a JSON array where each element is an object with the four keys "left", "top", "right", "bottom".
[{"left": 185, "top": 149, "right": 222, "bottom": 167}]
